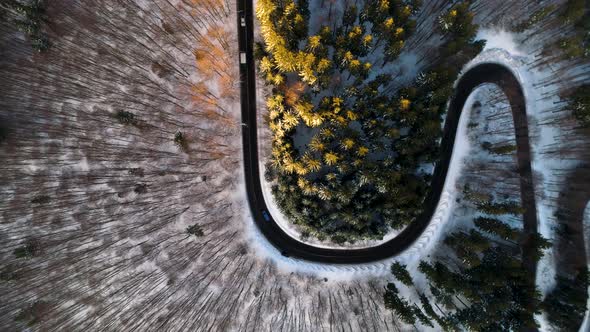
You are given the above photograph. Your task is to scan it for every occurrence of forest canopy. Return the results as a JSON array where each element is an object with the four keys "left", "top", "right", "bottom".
[{"left": 258, "top": 0, "right": 483, "bottom": 242}]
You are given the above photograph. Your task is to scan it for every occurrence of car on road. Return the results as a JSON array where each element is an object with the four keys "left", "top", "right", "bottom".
[
  {"left": 261, "top": 210, "right": 271, "bottom": 222},
  {"left": 240, "top": 17, "right": 246, "bottom": 27}
]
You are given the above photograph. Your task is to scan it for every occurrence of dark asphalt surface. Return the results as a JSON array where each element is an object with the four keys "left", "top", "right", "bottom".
[{"left": 237, "top": 1, "right": 538, "bottom": 265}]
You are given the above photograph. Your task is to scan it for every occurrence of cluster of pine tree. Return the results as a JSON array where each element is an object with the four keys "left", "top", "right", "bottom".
[
  {"left": 385, "top": 216, "right": 552, "bottom": 330},
  {"left": 555, "top": 0, "right": 589, "bottom": 59},
  {"left": 259, "top": 0, "right": 484, "bottom": 242},
  {"left": 0, "top": 0, "right": 49, "bottom": 52},
  {"left": 542, "top": 267, "right": 588, "bottom": 331}
]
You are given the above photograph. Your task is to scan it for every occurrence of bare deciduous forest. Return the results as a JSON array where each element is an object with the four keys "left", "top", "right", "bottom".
[{"left": 0, "top": 0, "right": 405, "bottom": 330}]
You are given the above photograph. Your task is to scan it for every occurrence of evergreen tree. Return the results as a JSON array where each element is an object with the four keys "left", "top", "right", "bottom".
[
  {"left": 186, "top": 224, "right": 204, "bottom": 237},
  {"left": 529, "top": 233, "right": 552, "bottom": 261},
  {"left": 474, "top": 217, "right": 519, "bottom": 242},
  {"left": 14, "top": 241, "right": 40, "bottom": 259},
  {"left": 383, "top": 283, "right": 418, "bottom": 325},
  {"left": 477, "top": 200, "right": 525, "bottom": 216},
  {"left": 570, "top": 85, "right": 590, "bottom": 126},
  {"left": 116, "top": 110, "right": 136, "bottom": 125},
  {"left": 174, "top": 131, "right": 189, "bottom": 151},
  {"left": 390, "top": 262, "right": 413, "bottom": 286},
  {"left": 543, "top": 268, "right": 588, "bottom": 331}
]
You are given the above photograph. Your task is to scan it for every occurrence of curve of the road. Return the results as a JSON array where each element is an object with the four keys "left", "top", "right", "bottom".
[{"left": 238, "top": 1, "right": 538, "bottom": 265}]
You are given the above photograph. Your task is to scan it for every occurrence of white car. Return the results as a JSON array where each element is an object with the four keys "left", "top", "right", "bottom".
[{"left": 240, "top": 17, "right": 246, "bottom": 27}]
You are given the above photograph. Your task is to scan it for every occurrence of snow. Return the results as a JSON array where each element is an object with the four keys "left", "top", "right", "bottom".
[{"left": 476, "top": 28, "right": 525, "bottom": 56}]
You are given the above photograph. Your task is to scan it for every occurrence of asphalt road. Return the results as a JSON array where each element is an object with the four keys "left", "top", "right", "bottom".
[{"left": 237, "top": 1, "right": 538, "bottom": 265}]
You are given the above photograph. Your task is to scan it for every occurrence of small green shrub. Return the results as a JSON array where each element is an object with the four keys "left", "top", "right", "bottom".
[
  {"left": 174, "top": 131, "right": 188, "bottom": 151},
  {"left": 116, "top": 110, "right": 136, "bottom": 125},
  {"left": 13, "top": 242, "right": 40, "bottom": 259},
  {"left": 133, "top": 184, "right": 147, "bottom": 194},
  {"left": 462, "top": 184, "right": 491, "bottom": 204},
  {"left": 570, "top": 85, "right": 590, "bottom": 126},
  {"left": 186, "top": 224, "right": 204, "bottom": 237},
  {"left": 31, "top": 195, "right": 50, "bottom": 204},
  {"left": 514, "top": 5, "right": 556, "bottom": 32},
  {"left": 477, "top": 200, "right": 525, "bottom": 216},
  {"left": 553, "top": 0, "right": 590, "bottom": 59},
  {"left": 31, "top": 32, "right": 49, "bottom": 52},
  {"left": 128, "top": 168, "right": 145, "bottom": 177},
  {"left": 481, "top": 142, "right": 516, "bottom": 155},
  {"left": 0, "top": 265, "right": 18, "bottom": 282},
  {"left": 264, "top": 162, "right": 277, "bottom": 182}
]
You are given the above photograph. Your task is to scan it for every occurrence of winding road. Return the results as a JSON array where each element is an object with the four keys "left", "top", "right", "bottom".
[{"left": 237, "top": 1, "right": 538, "bottom": 265}]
